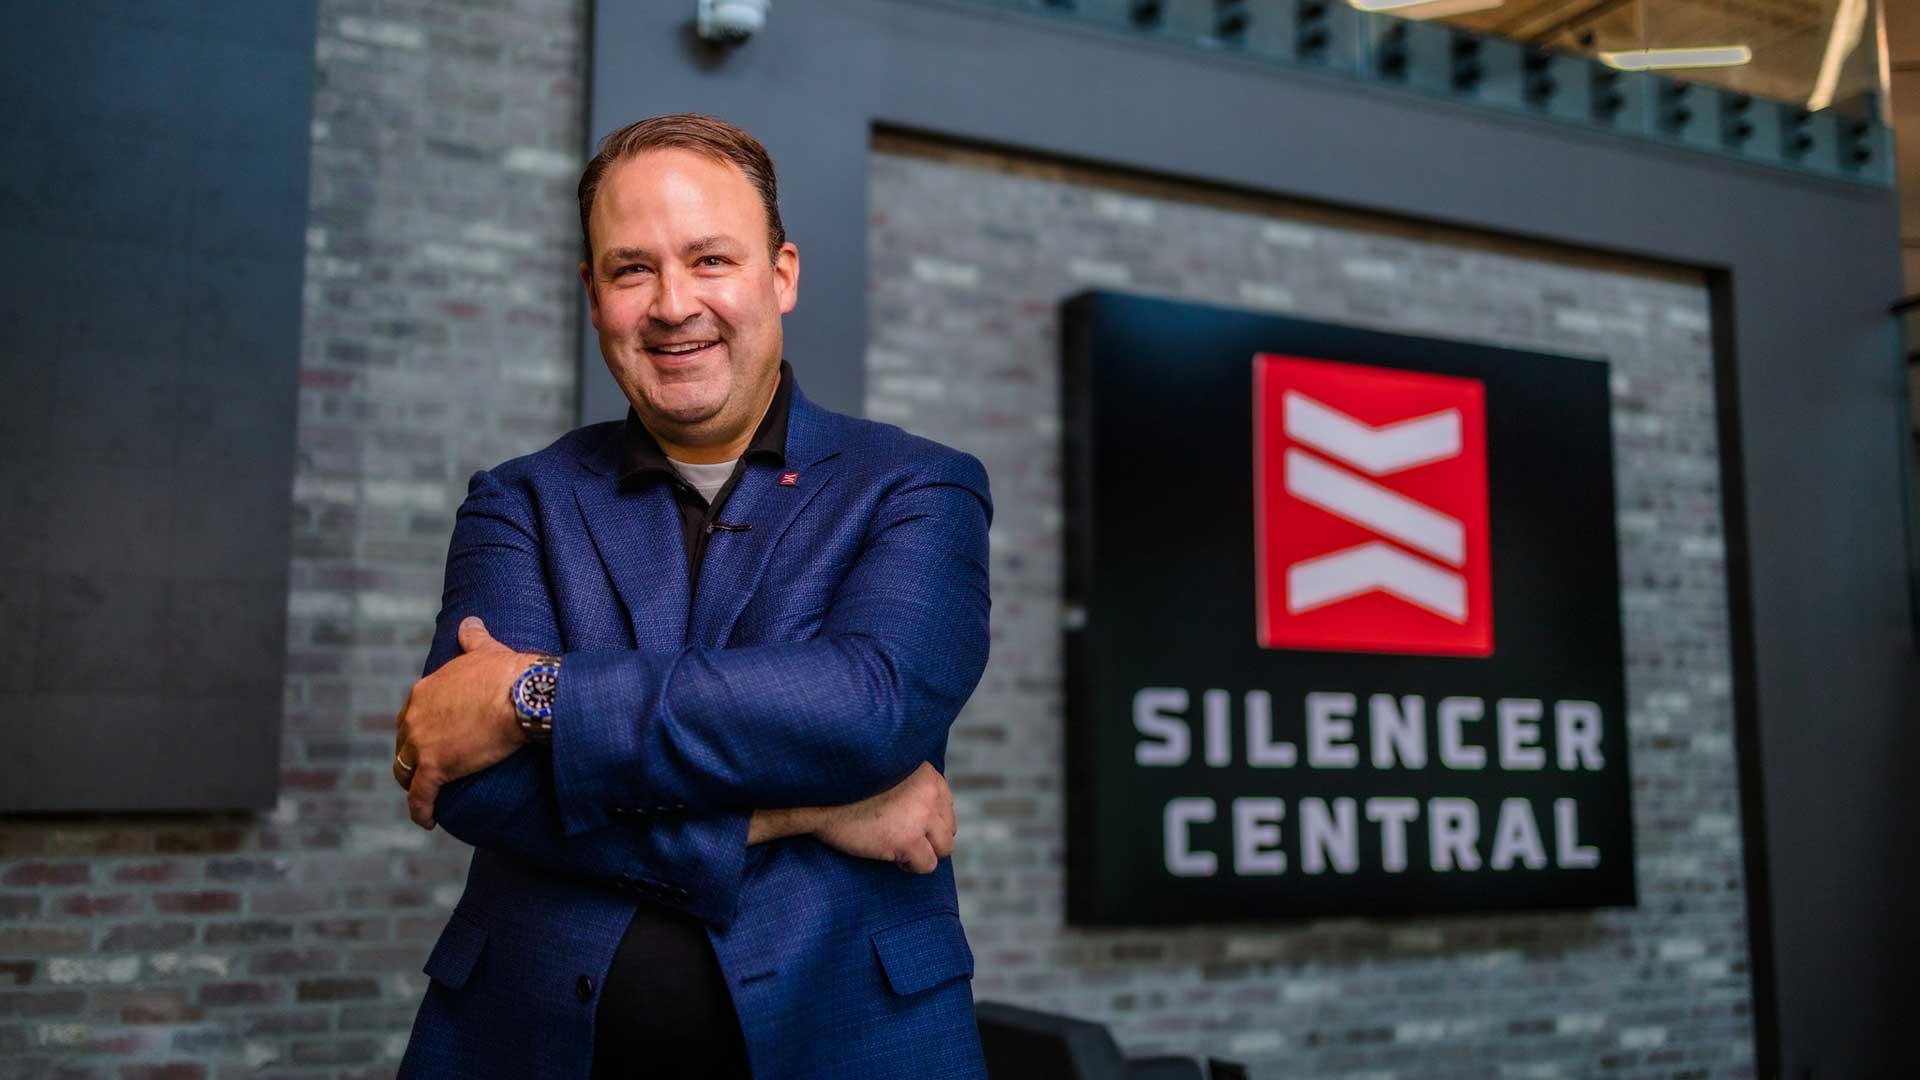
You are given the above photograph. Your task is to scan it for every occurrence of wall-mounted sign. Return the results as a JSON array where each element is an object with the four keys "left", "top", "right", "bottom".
[{"left": 1063, "top": 291, "right": 1634, "bottom": 924}]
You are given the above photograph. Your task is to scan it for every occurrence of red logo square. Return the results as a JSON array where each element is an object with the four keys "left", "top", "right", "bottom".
[
  {"left": 779, "top": 471, "right": 799, "bottom": 486},
  {"left": 1254, "top": 354, "right": 1493, "bottom": 656}
]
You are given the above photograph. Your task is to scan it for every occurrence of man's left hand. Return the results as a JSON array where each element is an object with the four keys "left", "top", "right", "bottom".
[{"left": 394, "top": 615, "right": 538, "bottom": 829}]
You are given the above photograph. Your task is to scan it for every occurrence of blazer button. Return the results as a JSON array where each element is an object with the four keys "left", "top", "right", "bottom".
[{"left": 576, "top": 974, "right": 595, "bottom": 1001}]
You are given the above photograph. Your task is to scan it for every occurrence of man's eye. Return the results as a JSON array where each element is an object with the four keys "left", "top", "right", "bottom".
[
  {"left": 698, "top": 256, "right": 727, "bottom": 267},
  {"left": 615, "top": 264, "right": 650, "bottom": 277}
]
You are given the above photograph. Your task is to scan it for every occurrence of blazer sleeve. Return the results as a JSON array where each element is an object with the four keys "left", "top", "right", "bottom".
[
  {"left": 547, "top": 449, "right": 994, "bottom": 838},
  {"left": 422, "top": 467, "right": 753, "bottom": 931}
]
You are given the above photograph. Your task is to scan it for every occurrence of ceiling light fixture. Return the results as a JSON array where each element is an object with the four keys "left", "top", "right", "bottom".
[
  {"left": 1348, "top": 0, "right": 1504, "bottom": 18},
  {"left": 1807, "top": 0, "right": 1869, "bottom": 112},
  {"left": 1597, "top": 45, "right": 1753, "bottom": 71}
]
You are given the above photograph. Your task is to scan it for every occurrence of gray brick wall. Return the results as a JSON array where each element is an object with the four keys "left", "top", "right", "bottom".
[
  {"left": 0, "top": 1, "right": 588, "bottom": 1074},
  {"left": 868, "top": 139, "right": 1753, "bottom": 1079}
]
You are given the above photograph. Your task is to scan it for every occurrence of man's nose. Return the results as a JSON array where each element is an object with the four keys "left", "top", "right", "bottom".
[{"left": 648, "top": 264, "right": 701, "bottom": 327}]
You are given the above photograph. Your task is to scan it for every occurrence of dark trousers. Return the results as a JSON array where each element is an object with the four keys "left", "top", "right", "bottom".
[{"left": 590, "top": 905, "right": 753, "bottom": 1079}]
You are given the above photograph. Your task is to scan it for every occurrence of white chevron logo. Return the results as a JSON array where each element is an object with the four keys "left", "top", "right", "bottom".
[
  {"left": 1287, "top": 542, "right": 1467, "bottom": 621},
  {"left": 1284, "top": 391, "right": 1461, "bottom": 476},
  {"left": 1282, "top": 391, "right": 1468, "bottom": 621},
  {"left": 1284, "top": 449, "right": 1463, "bottom": 565}
]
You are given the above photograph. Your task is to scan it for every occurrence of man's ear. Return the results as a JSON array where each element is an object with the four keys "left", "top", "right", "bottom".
[
  {"left": 578, "top": 260, "right": 602, "bottom": 331},
  {"left": 774, "top": 242, "right": 799, "bottom": 315}
]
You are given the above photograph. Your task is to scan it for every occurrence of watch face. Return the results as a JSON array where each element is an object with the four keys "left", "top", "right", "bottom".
[
  {"left": 515, "top": 663, "right": 559, "bottom": 719},
  {"left": 524, "top": 671, "right": 556, "bottom": 707}
]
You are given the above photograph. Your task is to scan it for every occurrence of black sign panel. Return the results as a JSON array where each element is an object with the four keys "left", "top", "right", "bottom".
[{"left": 1063, "top": 291, "right": 1633, "bottom": 925}]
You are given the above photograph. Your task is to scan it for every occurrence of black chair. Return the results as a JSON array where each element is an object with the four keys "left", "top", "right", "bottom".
[{"left": 975, "top": 1000, "right": 1248, "bottom": 1079}]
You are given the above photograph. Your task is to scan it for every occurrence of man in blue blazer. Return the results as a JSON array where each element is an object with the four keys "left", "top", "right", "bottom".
[{"left": 390, "top": 114, "right": 992, "bottom": 1078}]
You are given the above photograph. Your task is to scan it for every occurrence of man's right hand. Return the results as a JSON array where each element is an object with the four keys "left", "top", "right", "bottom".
[
  {"left": 814, "top": 761, "right": 956, "bottom": 873},
  {"left": 747, "top": 761, "right": 956, "bottom": 873}
]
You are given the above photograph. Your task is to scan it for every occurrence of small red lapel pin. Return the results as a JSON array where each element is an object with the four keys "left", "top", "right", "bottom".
[{"left": 779, "top": 471, "right": 799, "bottom": 486}]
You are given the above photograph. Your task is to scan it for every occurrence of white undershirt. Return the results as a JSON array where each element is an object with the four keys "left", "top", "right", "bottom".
[{"left": 666, "top": 456, "right": 739, "bottom": 505}]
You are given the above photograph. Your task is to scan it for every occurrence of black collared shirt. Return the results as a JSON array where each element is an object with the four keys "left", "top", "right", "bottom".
[
  {"left": 618, "top": 358, "right": 794, "bottom": 599},
  {"left": 591, "top": 360, "right": 792, "bottom": 1079}
]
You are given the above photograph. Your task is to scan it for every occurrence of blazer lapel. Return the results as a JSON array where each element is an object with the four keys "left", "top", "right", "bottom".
[
  {"left": 571, "top": 425, "right": 691, "bottom": 652},
  {"left": 688, "top": 386, "right": 843, "bottom": 647}
]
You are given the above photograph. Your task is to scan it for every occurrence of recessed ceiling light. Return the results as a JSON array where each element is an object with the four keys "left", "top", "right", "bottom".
[
  {"left": 1348, "top": 0, "right": 1504, "bottom": 17},
  {"left": 1597, "top": 45, "right": 1753, "bottom": 71}
]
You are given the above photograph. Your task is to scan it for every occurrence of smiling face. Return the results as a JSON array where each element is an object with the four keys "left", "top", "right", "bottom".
[{"left": 579, "top": 147, "right": 799, "bottom": 461}]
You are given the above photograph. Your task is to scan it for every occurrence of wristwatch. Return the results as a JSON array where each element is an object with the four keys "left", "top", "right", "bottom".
[{"left": 510, "top": 654, "right": 563, "bottom": 744}]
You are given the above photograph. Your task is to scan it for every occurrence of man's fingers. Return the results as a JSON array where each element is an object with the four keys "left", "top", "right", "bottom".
[
  {"left": 932, "top": 802, "right": 955, "bottom": 854},
  {"left": 897, "top": 837, "right": 937, "bottom": 874},
  {"left": 936, "top": 784, "right": 956, "bottom": 837},
  {"left": 392, "top": 684, "right": 415, "bottom": 789},
  {"left": 407, "top": 773, "right": 440, "bottom": 830},
  {"left": 456, "top": 615, "right": 493, "bottom": 654},
  {"left": 394, "top": 688, "right": 412, "bottom": 754}
]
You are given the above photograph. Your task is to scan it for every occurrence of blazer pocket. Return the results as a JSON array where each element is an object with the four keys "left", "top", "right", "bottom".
[
  {"left": 422, "top": 907, "right": 488, "bottom": 990},
  {"left": 870, "top": 910, "right": 974, "bottom": 997}
]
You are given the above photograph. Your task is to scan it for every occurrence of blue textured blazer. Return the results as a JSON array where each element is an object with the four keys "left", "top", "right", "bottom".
[{"left": 397, "top": 372, "right": 993, "bottom": 1079}]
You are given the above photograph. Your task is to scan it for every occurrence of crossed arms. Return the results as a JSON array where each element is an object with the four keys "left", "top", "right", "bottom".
[{"left": 413, "top": 450, "right": 992, "bottom": 930}]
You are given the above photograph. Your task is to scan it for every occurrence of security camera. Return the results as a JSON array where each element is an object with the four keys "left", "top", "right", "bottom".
[{"left": 697, "top": 0, "right": 769, "bottom": 42}]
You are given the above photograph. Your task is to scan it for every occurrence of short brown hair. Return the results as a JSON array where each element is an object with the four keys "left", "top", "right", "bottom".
[{"left": 576, "top": 113, "right": 786, "bottom": 262}]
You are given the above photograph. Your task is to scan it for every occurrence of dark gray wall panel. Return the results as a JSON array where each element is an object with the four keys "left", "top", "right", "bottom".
[
  {"left": 0, "top": 1, "right": 314, "bottom": 813},
  {"left": 584, "top": 1, "right": 1913, "bottom": 1073}
]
